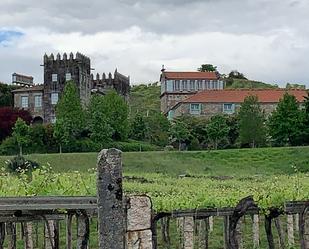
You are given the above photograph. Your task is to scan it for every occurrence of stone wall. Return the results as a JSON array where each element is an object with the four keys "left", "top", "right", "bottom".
[{"left": 173, "top": 102, "right": 279, "bottom": 118}]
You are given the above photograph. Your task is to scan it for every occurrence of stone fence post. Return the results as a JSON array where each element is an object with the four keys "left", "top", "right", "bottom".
[
  {"left": 97, "top": 148, "right": 125, "bottom": 249},
  {"left": 126, "top": 195, "right": 153, "bottom": 249}
]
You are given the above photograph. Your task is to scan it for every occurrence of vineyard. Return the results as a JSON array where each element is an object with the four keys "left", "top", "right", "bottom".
[
  {"left": 0, "top": 147, "right": 308, "bottom": 248},
  {"left": 0, "top": 147, "right": 308, "bottom": 212}
]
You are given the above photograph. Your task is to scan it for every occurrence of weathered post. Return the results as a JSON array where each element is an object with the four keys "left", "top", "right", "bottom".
[
  {"left": 7, "top": 222, "right": 16, "bottom": 249},
  {"left": 183, "top": 217, "right": 194, "bottom": 249},
  {"left": 252, "top": 214, "right": 259, "bottom": 248},
  {"left": 97, "top": 148, "right": 125, "bottom": 249},
  {"left": 0, "top": 222, "right": 5, "bottom": 249},
  {"left": 287, "top": 214, "right": 295, "bottom": 247},
  {"left": 24, "top": 222, "right": 33, "bottom": 249},
  {"left": 126, "top": 195, "right": 153, "bottom": 249}
]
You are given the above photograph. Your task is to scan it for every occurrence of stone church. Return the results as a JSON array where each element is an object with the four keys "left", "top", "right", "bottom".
[{"left": 12, "top": 52, "right": 130, "bottom": 123}]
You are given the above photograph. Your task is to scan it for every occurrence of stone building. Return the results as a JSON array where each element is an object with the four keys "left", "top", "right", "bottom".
[
  {"left": 169, "top": 89, "right": 308, "bottom": 119},
  {"left": 12, "top": 52, "right": 130, "bottom": 123},
  {"left": 160, "top": 68, "right": 224, "bottom": 118}
]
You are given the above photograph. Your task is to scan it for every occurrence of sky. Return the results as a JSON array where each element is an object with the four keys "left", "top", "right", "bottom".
[{"left": 0, "top": 0, "right": 309, "bottom": 87}]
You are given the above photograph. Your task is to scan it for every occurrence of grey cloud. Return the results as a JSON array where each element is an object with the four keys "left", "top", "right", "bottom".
[{"left": 0, "top": 0, "right": 308, "bottom": 35}]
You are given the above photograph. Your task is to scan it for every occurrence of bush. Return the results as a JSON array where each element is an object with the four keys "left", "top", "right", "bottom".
[
  {"left": 5, "top": 155, "right": 39, "bottom": 173},
  {"left": 0, "top": 137, "right": 18, "bottom": 155}
]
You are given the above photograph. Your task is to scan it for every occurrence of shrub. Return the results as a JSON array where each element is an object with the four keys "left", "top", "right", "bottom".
[
  {"left": 5, "top": 155, "right": 39, "bottom": 173},
  {"left": 0, "top": 137, "right": 18, "bottom": 155}
]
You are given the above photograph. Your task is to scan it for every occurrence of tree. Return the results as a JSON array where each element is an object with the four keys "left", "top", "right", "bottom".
[
  {"left": 206, "top": 115, "right": 229, "bottom": 149},
  {"left": 169, "top": 119, "right": 191, "bottom": 151},
  {"left": 301, "top": 92, "right": 309, "bottom": 144},
  {"left": 0, "top": 107, "right": 32, "bottom": 141},
  {"left": 238, "top": 95, "right": 266, "bottom": 147},
  {"left": 228, "top": 70, "right": 247, "bottom": 80},
  {"left": 145, "top": 112, "right": 170, "bottom": 146},
  {"left": 54, "top": 81, "right": 85, "bottom": 149},
  {"left": 175, "top": 115, "right": 208, "bottom": 148},
  {"left": 286, "top": 83, "right": 306, "bottom": 90},
  {"left": 268, "top": 93, "right": 304, "bottom": 146},
  {"left": 87, "top": 94, "right": 113, "bottom": 144},
  {"left": 130, "top": 114, "right": 148, "bottom": 141},
  {"left": 197, "top": 64, "right": 217, "bottom": 72},
  {"left": 0, "top": 82, "right": 18, "bottom": 107},
  {"left": 53, "top": 118, "right": 69, "bottom": 153},
  {"left": 12, "top": 118, "right": 30, "bottom": 155},
  {"left": 100, "top": 91, "right": 129, "bottom": 141},
  {"left": 226, "top": 115, "right": 239, "bottom": 147}
]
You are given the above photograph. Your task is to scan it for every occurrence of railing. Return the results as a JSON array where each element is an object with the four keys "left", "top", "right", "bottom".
[{"left": 152, "top": 198, "right": 309, "bottom": 249}]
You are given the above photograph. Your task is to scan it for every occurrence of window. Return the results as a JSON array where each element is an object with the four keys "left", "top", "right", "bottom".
[
  {"left": 198, "top": 80, "right": 202, "bottom": 90},
  {"left": 182, "top": 80, "right": 187, "bottom": 91},
  {"left": 223, "top": 103, "right": 235, "bottom": 114},
  {"left": 51, "top": 93, "right": 58, "bottom": 105},
  {"left": 190, "top": 80, "right": 195, "bottom": 91},
  {"left": 21, "top": 96, "right": 28, "bottom": 108},
  {"left": 34, "top": 95, "right": 42, "bottom": 108},
  {"left": 65, "top": 73, "right": 71, "bottom": 81},
  {"left": 52, "top": 74, "right": 58, "bottom": 82},
  {"left": 168, "top": 110, "right": 175, "bottom": 120},
  {"left": 175, "top": 80, "right": 180, "bottom": 91},
  {"left": 51, "top": 115, "right": 56, "bottom": 124},
  {"left": 190, "top": 103, "right": 201, "bottom": 115}
]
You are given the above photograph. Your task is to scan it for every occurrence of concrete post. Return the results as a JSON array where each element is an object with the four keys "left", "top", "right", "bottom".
[{"left": 97, "top": 149, "right": 125, "bottom": 249}]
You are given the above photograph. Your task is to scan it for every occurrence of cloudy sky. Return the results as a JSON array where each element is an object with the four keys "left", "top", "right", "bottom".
[{"left": 0, "top": 0, "right": 309, "bottom": 86}]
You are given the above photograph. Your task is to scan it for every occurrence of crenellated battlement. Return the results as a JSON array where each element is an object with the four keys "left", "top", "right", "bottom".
[
  {"left": 43, "top": 52, "right": 91, "bottom": 65},
  {"left": 91, "top": 70, "right": 129, "bottom": 83}
]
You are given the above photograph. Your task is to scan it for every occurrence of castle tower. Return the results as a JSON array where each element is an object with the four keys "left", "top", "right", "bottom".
[{"left": 43, "top": 52, "right": 92, "bottom": 123}]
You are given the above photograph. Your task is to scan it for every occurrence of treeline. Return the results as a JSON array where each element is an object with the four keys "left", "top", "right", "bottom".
[
  {"left": 167, "top": 93, "right": 309, "bottom": 150},
  {"left": 1, "top": 81, "right": 309, "bottom": 155}
]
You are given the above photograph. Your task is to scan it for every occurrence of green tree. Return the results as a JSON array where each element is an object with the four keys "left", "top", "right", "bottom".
[
  {"left": 301, "top": 92, "right": 309, "bottom": 144},
  {"left": 130, "top": 114, "right": 148, "bottom": 141},
  {"left": 197, "top": 64, "right": 217, "bottom": 72},
  {"left": 145, "top": 112, "right": 170, "bottom": 146},
  {"left": 226, "top": 115, "right": 239, "bottom": 147},
  {"left": 169, "top": 119, "right": 191, "bottom": 151},
  {"left": 53, "top": 118, "right": 69, "bottom": 153},
  {"left": 228, "top": 70, "right": 247, "bottom": 80},
  {"left": 54, "top": 81, "right": 85, "bottom": 149},
  {"left": 238, "top": 95, "right": 266, "bottom": 148},
  {"left": 206, "top": 115, "right": 229, "bottom": 149},
  {"left": 12, "top": 118, "right": 30, "bottom": 155},
  {"left": 87, "top": 94, "right": 113, "bottom": 144},
  {"left": 268, "top": 93, "right": 303, "bottom": 146},
  {"left": 101, "top": 91, "right": 129, "bottom": 140}
]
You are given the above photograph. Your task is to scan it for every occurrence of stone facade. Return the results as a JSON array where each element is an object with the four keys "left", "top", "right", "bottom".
[
  {"left": 172, "top": 102, "right": 279, "bottom": 119},
  {"left": 11, "top": 85, "right": 44, "bottom": 124},
  {"left": 12, "top": 52, "right": 130, "bottom": 123}
]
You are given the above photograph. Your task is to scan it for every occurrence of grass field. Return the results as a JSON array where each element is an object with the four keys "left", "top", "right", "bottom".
[{"left": 1, "top": 146, "right": 308, "bottom": 175}]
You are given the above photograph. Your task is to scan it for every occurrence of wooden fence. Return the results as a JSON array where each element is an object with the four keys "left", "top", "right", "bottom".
[{"left": 0, "top": 148, "right": 307, "bottom": 249}]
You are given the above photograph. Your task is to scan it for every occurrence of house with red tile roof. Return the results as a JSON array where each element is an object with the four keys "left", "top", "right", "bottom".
[
  {"left": 160, "top": 68, "right": 224, "bottom": 115},
  {"left": 168, "top": 89, "right": 308, "bottom": 119}
]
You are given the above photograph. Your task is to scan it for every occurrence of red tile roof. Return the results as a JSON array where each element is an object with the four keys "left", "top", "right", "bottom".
[
  {"left": 182, "top": 89, "right": 308, "bottom": 103},
  {"left": 163, "top": 71, "right": 219, "bottom": 80}
]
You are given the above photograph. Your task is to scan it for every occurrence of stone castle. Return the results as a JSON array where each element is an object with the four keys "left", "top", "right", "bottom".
[{"left": 12, "top": 52, "right": 130, "bottom": 123}]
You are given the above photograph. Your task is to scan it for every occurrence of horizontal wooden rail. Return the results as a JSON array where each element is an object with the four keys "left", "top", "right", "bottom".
[{"left": 0, "top": 196, "right": 97, "bottom": 211}]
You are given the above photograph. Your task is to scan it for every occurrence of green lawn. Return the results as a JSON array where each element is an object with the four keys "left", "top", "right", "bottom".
[{"left": 1, "top": 146, "right": 308, "bottom": 175}]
